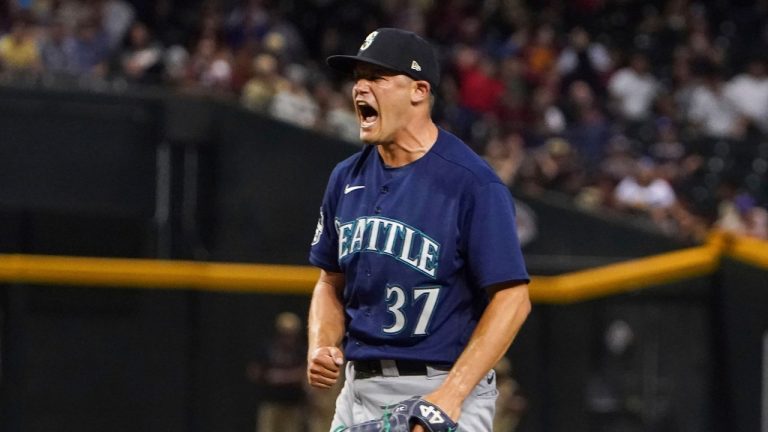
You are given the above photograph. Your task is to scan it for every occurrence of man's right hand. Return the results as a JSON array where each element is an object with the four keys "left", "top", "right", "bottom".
[{"left": 307, "top": 346, "right": 344, "bottom": 389}]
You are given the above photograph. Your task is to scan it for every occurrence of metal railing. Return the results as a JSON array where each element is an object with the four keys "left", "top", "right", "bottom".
[{"left": 0, "top": 231, "right": 764, "bottom": 303}]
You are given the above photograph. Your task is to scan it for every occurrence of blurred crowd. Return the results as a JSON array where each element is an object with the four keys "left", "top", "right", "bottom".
[{"left": 1, "top": 0, "right": 767, "bottom": 242}]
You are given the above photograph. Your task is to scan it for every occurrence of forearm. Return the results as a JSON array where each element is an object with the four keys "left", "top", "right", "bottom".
[
  {"left": 440, "top": 283, "right": 531, "bottom": 401},
  {"left": 307, "top": 270, "right": 346, "bottom": 355},
  {"left": 307, "top": 270, "right": 347, "bottom": 389}
]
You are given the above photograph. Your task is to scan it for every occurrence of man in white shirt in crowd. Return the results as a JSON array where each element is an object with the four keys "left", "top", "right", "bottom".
[
  {"left": 725, "top": 56, "right": 768, "bottom": 134},
  {"left": 613, "top": 157, "right": 677, "bottom": 229},
  {"left": 687, "top": 62, "right": 743, "bottom": 139},
  {"left": 607, "top": 52, "right": 660, "bottom": 123}
]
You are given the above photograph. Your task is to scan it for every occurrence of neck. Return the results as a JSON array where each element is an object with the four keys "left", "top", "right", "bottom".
[{"left": 376, "top": 118, "right": 439, "bottom": 168}]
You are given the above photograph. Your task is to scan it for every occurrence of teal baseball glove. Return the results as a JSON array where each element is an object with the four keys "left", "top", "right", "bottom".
[{"left": 341, "top": 397, "right": 458, "bottom": 432}]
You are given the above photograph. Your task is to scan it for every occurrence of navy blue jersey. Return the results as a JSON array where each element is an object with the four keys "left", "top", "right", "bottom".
[{"left": 309, "top": 128, "right": 529, "bottom": 364}]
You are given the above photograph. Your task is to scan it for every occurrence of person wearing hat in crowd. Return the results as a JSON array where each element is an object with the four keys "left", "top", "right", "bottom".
[
  {"left": 246, "top": 312, "right": 308, "bottom": 432},
  {"left": 306, "top": 28, "right": 531, "bottom": 431}
]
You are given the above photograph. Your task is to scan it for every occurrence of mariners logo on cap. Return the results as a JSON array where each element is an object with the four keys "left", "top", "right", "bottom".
[{"left": 359, "top": 31, "right": 378, "bottom": 51}]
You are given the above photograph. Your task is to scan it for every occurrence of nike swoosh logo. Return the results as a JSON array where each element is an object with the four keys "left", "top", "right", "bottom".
[{"left": 344, "top": 184, "right": 365, "bottom": 194}]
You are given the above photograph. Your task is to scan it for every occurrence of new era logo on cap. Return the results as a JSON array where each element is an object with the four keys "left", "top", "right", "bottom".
[{"left": 326, "top": 28, "right": 440, "bottom": 91}]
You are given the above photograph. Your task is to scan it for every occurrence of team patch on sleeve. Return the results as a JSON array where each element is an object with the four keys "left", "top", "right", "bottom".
[{"left": 311, "top": 207, "right": 324, "bottom": 245}]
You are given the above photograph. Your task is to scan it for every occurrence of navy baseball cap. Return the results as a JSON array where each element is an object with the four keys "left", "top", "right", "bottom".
[{"left": 327, "top": 28, "right": 440, "bottom": 90}]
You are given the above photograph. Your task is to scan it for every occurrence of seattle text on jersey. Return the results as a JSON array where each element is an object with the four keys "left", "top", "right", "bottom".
[{"left": 336, "top": 215, "right": 440, "bottom": 278}]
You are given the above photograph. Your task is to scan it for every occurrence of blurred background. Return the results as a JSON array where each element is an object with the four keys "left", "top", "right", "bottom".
[{"left": 0, "top": 0, "right": 767, "bottom": 431}]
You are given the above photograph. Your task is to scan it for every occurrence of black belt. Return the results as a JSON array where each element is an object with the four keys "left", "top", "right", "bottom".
[{"left": 353, "top": 360, "right": 452, "bottom": 377}]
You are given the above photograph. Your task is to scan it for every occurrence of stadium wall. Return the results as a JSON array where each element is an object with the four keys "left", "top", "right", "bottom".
[{"left": 0, "top": 87, "right": 766, "bottom": 432}]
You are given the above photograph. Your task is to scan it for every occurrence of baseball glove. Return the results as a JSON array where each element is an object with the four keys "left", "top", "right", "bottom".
[{"left": 341, "top": 397, "right": 458, "bottom": 432}]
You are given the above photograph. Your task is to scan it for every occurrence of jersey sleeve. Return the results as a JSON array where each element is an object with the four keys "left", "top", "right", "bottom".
[
  {"left": 463, "top": 182, "right": 530, "bottom": 289},
  {"left": 309, "top": 166, "right": 342, "bottom": 272}
]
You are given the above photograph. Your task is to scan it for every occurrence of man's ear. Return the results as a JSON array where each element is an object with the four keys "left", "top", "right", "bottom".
[{"left": 411, "top": 80, "right": 431, "bottom": 104}]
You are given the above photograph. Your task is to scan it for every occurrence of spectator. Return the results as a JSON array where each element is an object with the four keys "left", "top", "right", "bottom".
[
  {"left": 2, "top": 0, "right": 768, "bottom": 241},
  {"left": 0, "top": 15, "right": 41, "bottom": 77},
  {"left": 529, "top": 85, "right": 567, "bottom": 140},
  {"left": 557, "top": 26, "right": 612, "bottom": 97},
  {"left": 669, "top": 50, "right": 699, "bottom": 127},
  {"left": 97, "top": 0, "right": 135, "bottom": 50},
  {"left": 563, "top": 80, "right": 612, "bottom": 167},
  {"left": 607, "top": 52, "right": 660, "bottom": 124},
  {"left": 196, "top": 1, "right": 225, "bottom": 42},
  {"left": 523, "top": 24, "right": 558, "bottom": 85},
  {"left": 25, "top": 0, "right": 57, "bottom": 23},
  {"left": 229, "top": 43, "right": 256, "bottom": 93},
  {"left": 427, "top": 0, "right": 470, "bottom": 45},
  {"left": 56, "top": 0, "right": 96, "bottom": 33},
  {"left": 725, "top": 56, "right": 768, "bottom": 135},
  {"left": 307, "top": 375, "right": 344, "bottom": 432},
  {"left": 585, "top": 319, "right": 644, "bottom": 432},
  {"left": 603, "top": 134, "right": 638, "bottom": 176},
  {"left": 613, "top": 158, "right": 678, "bottom": 230},
  {"left": 246, "top": 311, "right": 307, "bottom": 432},
  {"left": 382, "top": 0, "right": 428, "bottom": 35},
  {"left": 648, "top": 118, "right": 685, "bottom": 165},
  {"left": 716, "top": 190, "right": 768, "bottom": 239},
  {"left": 39, "top": 17, "right": 77, "bottom": 77},
  {"left": 241, "top": 52, "right": 282, "bottom": 113},
  {"left": 519, "top": 137, "right": 586, "bottom": 196},
  {"left": 432, "top": 74, "right": 466, "bottom": 138},
  {"left": 687, "top": 62, "right": 743, "bottom": 140},
  {"left": 322, "top": 84, "right": 359, "bottom": 143},
  {"left": 162, "top": 44, "right": 190, "bottom": 86},
  {"left": 309, "top": 76, "right": 334, "bottom": 123},
  {"left": 454, "top": 45, "right": 504, "bottom": 116},
  {"left": 187, "top": 35, "right": 233, "bottom": 92},
  {"left": 647, "top": 118, "right": 705, "bottom": 194},
  {"left": 447, "top": 45, "right": 507, "bottom": 148},
  {"left": 223, "top": 0, "right": 271, "bottom": 51},
  {"left": 118, "top": 21, "right": 163, "bottom": 84},
  {"left": 269, "top": 62, "right": 319, "bottom": 129},
  {"left": 684, "top": 4, "right": 726, "bottom": 68},
  {"left": 497, "top": 55, "right": 531, "bottom": 132},
  {"left": 260, "top": 12, "right": 306, "bottom": 65},
  {"left": 484, "top": 131, "right": 526, "bottom": 187},
  {"left": 576, "top": 134, "right": 638, "bottom": 210},
  {"left": 70, "top": 17, "right": 110, "bottom": 78}
]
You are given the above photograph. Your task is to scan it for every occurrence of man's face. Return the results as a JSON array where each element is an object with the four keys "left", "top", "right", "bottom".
[
  {"left": 636, "top": 164, "right": 655, "bottom": 185},
  {"left": 11, "top": 22, "right": 28, "bottom": 40},
  {"left": 352, "top": 63, "right": 414, "bottom": 144},
  {"left": 630, "top": 54, "right": 648, "bottom": 74}
]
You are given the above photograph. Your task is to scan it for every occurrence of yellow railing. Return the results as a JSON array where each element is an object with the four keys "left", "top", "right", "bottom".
[
  {"left": 531, "top": 236, "right": 723, "bottom": 303},
  {"left": 0, "top": 232, "right": 765, "bottom": 303},
  {"left": 0, "top": 254, "right": 318, "bottom": 294}
]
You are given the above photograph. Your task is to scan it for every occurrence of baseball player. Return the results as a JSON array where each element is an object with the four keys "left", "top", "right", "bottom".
[{"left": 307, "top": 28, "right": 531, "bottom": 432}]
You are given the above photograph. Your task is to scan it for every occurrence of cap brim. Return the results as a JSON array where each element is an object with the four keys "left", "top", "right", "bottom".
[{"left": 327, "top": 54, "right": 405, "bottom": 76}]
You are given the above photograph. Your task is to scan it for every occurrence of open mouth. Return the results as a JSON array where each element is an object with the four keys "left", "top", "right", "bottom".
[{"left": 357, "top": 101, "right": 379, "bottom": 128}]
